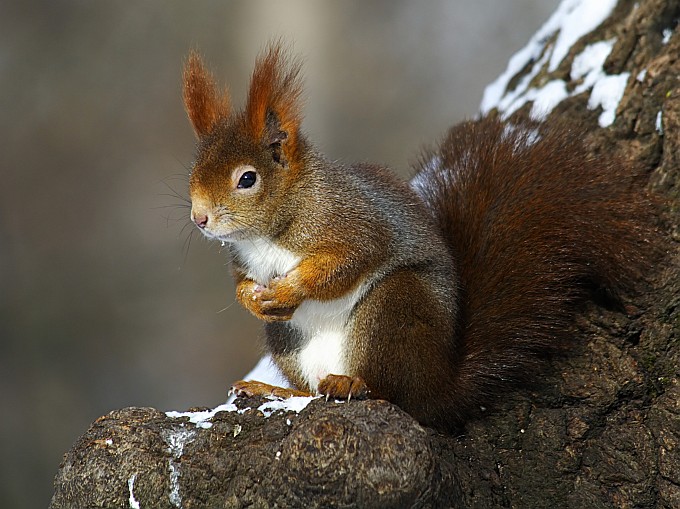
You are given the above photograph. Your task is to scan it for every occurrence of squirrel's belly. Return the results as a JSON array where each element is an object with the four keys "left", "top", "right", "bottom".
[{"left": 290, "top": 283, "right": 369, "bottom": 391}]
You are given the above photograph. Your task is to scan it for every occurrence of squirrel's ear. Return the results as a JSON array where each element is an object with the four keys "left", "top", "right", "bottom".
[
  {"left": 245, "top": 42, "right": 304, "bottom": 168},
  {"left": 182, "top": 51, "right": 231, "bottom": 138}
]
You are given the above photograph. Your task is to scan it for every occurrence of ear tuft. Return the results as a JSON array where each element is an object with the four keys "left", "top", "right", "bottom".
[
  {"left": 245, "top": 41, "right": 304, "bottom": 162},
  {"left": 182, "top": 51, "right": 231, "bottom": 138}
]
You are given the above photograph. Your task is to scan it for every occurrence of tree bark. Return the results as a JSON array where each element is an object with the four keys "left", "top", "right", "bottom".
[{"left": 52, "top": 1, "right": 679, "bottom": 507}]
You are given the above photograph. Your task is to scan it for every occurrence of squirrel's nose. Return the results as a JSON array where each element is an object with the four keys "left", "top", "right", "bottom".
[
  {"left": 193, "top": 212, "right": 209, "bottom": 229},
  {"left": 191, "top": 197, "right": 212, "bottom": 229}
]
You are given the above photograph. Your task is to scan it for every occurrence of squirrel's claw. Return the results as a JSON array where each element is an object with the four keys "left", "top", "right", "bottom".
[{"left": 318, "top": 374, "right": 369, "bottom": 402}]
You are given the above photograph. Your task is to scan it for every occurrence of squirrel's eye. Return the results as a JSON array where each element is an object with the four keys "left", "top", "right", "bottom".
[{"left": 237, "top": 171, "right": 257, "bottom": 189}]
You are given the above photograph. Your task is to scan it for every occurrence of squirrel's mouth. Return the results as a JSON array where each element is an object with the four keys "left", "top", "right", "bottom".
[
  {"left": 198, "top": 227, "right": 248, "bottom": 244},
  {"left": 190, "top": 212, "right": 250, "bottom": 243},
  {"left": 217, "top": 231, "right": 248, "bottom": 243}
]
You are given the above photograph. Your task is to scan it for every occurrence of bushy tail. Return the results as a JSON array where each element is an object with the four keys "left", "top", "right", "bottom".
[{"left": 411, "top": 116, "right": 661, "bottom": 423}]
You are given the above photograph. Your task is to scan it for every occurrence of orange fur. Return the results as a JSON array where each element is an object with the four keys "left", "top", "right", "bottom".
[
  {"left": 230, "top": 380, "right": 312, "bottom": 398},
  {"left": 234, "top": 250, "right": 370, "bottom": 322},
  {"left": 182, "top": 51, "right": 231, "bottom": 138},
  {"left": 184, "top": 44, "right": 663, "bottom": 431},
  {"left": 244, "top": 42, "right": 304, "bottom": 169}
]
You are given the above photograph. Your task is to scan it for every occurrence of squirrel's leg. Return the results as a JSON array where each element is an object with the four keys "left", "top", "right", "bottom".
[
  {"left": 229, "top": 324, "right": 318, "bottom": 400},
  {"left": 347, "top": 268, "right": 457, "bottom": 425}
]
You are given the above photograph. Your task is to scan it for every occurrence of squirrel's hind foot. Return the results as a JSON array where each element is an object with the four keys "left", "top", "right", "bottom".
[
  {"left": 318, "top": 374, "right": 369, "bottom": 402},
  {"left": 230, "top": 380, "right": 312, "bottom": 399}
]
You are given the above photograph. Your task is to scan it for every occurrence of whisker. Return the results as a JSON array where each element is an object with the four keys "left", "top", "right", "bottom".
[
  {"left": 156, "top": 204, "right": 191, "bottom": 228},
  {"left": 152, "top": 203, "right": 191, "bottom": 210},
  {"left": 179, "top": 220, "right": 195, "bottom": 239},
  {"left": 163, "top": 172, "right": 190, "bottom": 181},
  {"left": 171, "top": 156, "right": 193, "bottom": 173},
  {"left": 157, "top": 194, "right": 191, "bottom": 203},
  {"left": 216, "top": 300, "right": 238, "bottom": 314},
  {"left": 182, "top": 228, "right": 195, "bottom": 265},
  {"left": 158, "top": 179, "right": 191, "bottom": 204}
]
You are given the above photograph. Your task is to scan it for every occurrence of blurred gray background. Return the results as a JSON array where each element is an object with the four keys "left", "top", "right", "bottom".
[{"left": 0, "top": 1, "right": 559, "bottom": 506}]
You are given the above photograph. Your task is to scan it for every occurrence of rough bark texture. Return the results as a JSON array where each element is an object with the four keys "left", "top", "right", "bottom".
[{"left": 52, "top": 1, "right": 679, "bottom": 507}]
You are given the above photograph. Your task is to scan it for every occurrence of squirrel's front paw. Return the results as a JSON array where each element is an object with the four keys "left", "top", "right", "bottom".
[{"left": 236, "top": 276, "right": 302, "bottom": 322}]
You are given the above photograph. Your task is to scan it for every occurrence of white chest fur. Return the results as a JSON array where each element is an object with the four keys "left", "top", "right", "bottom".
[
  {"left": 232, "top": 236, "right": 367, "bottom": 392},
  {"left": 232, "top": 237, "right": 301, "bottom": 284}
]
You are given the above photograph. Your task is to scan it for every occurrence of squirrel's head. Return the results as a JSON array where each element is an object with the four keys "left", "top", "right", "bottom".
[{"left": 184, "top": 42, "right": 305, "bottom": 242}]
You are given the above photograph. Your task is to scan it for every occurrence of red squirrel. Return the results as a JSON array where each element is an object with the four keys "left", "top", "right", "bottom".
[{"left": 183, "top": 43, "right": 659, "bottom": 431}]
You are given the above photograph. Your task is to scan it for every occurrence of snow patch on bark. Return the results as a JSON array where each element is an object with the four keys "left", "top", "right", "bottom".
[
  {"left": 163, "top": 427, "right": 196, "bottom": 508},
  {"left": 481, "top": 0, "right": 627, "bottom": 126},
  {"left": 128, "top": 474, "right": 140, "bottom": 509}
]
